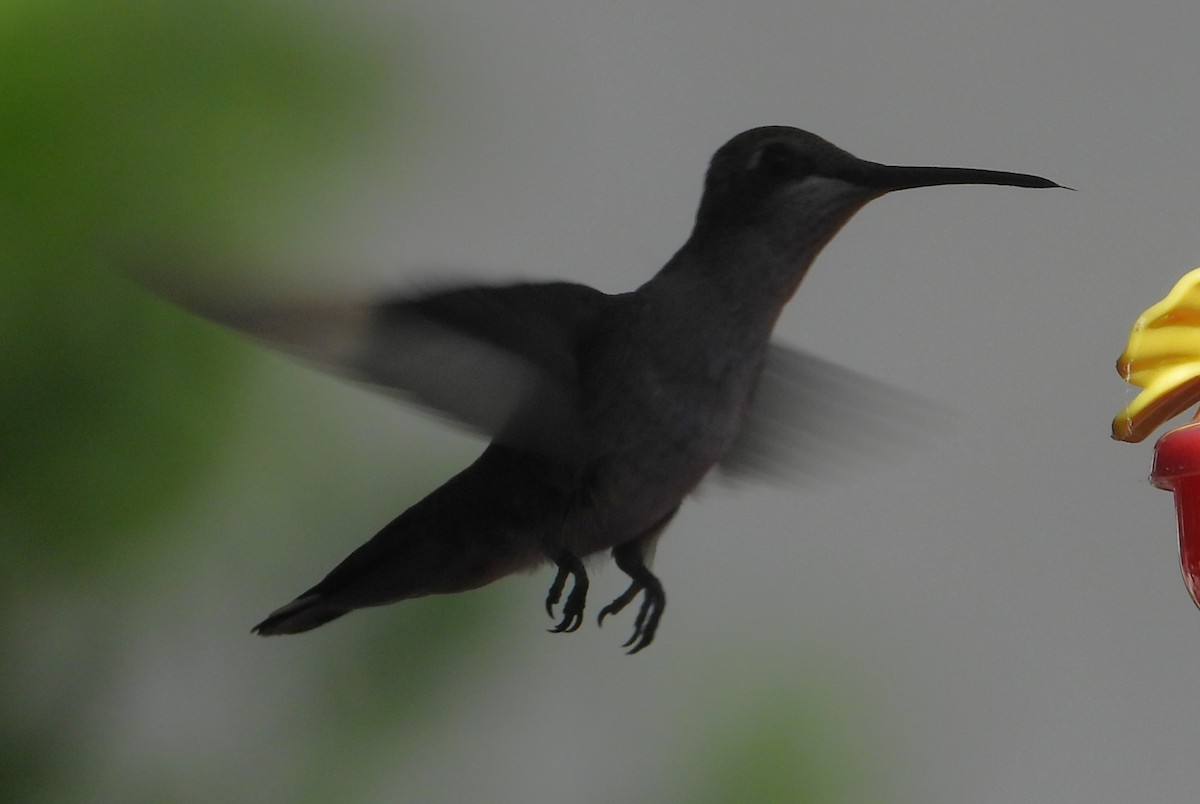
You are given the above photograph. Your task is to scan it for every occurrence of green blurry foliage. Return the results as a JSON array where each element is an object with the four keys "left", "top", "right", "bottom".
[
  {"left": 0, "top": 0, "right": 393, "bottom": 246},
  {"left": 0, "top": 0, "right": 399, "bottom": 576},
  {"left": 677, "top": 667, "right": 889, "bottom": 804}
]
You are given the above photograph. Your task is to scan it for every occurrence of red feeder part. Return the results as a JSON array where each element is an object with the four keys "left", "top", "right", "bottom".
[{"left": 1151, "top": 421, "right": 1200, "bottom": 608}]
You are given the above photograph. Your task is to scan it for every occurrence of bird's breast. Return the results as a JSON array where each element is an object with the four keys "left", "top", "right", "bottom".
[{"left": 560, "top": 299, "right": 769, "bottom": 553}]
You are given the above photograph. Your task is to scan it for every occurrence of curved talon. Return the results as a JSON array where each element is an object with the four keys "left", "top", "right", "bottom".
[
  {"left": 603, "top": 583, "right": 664, "bottom": 652},
  {"left": 601, "top": 507, "right": 676, "bottom": 652},
  {"left": 544, "top": 566, "right": 569, "bottom": 618},
  {"left": 549, "top": 612, "right": 582, "bottom": 633},
  {"left": 544, "top": 549, "right": 588, "bottom": 634},
  {"left": 624, "top": 589, "right": 664, "bottom": 654},
  {"left": 550, "top": 578, "right": 587, "bottom": 632},
  {"left": 621, "top": 599, "right": 648, "bottom": 648},
  {"left": 597, "top": 582, "right": 641, "bottom": 627},
  {"left": 602, "top": 516, "right": 673, "bottom": 652}
]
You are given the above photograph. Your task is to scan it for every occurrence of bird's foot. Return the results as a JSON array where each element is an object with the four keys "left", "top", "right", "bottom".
[
  {"left": 544, "top": 551, "right": 588, "bottom": 633},
  {"left": 598, "top": 579, "right": 664, "bottom": 654}
]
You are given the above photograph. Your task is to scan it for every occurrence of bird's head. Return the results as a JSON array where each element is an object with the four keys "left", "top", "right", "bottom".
[{"left": 692, "top": 126, "right": 1062, "bottom": 250}]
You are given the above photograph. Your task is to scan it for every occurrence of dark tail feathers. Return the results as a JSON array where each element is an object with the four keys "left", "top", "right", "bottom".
[{"left": 252, "top": 593, "right": 349, "bottom": 636}]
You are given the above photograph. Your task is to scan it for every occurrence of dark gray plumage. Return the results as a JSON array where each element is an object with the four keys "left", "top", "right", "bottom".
[{"left": 179, "top": 126, "right": 1060, "bottom": 652}]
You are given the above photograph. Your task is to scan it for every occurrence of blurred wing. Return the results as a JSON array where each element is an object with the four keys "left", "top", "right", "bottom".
[
  {"left": 718, "top": 343, "right": 947, "bottom": 484},
  {"left": 192, "top": 281, "right": 611, "bottom": 457}
]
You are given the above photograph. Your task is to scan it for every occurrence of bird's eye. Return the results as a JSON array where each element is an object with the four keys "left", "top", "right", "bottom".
[{"left": 752, "top": 142, "right": 813, "bottom": 181}]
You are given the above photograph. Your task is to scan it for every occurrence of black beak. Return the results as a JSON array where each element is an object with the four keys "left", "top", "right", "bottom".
[{"left": 855, "top": 161, "right": 1065, "bottom": 192}]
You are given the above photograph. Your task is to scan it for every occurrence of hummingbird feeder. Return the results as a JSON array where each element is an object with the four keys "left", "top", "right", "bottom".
[{"left": 1114, "top": 267, "right": 1200, "bottom": 607}]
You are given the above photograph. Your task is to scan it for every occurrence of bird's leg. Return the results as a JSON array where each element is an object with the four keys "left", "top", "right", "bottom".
[
  {"left": 598, "top": 507, "right": 676, "bottom": 653},
  {"left": 604, "top": 542, "right": 666, "bottom": 654},
  {"left": 544, "top": 548, "right": 588, "bottom": 633}
]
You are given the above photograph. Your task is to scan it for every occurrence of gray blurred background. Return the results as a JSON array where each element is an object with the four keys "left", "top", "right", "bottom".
[{"left": 4, "top": 1, "right": 1198, "bottom": 802}]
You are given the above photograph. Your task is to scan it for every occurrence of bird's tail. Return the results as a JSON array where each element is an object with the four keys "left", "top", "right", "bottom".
[
  {"left": 250, "top": 444, "right": 559, "bottom": 637},
  {"left": 252, "top": 593, "right": 348, "bottom": 636}
]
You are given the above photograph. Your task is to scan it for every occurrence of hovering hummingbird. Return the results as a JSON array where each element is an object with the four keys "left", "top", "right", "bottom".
[{"left": 184, "top": 126, "right": 1061, "bottom": 652}]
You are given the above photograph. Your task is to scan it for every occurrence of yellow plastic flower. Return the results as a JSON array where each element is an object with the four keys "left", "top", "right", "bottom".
[{"left": 1114, "top": 268, "right": 1200, "bottom": 442}]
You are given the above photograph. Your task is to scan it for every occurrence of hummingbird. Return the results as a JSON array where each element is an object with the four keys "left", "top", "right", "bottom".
[{"left": 188, "top": 126, "right": 1060, "bottom": 652}]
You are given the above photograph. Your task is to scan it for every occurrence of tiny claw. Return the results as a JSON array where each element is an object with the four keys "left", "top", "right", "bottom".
[
  {"left": 620, "top": 594, "right": 650, "bottom": 647},
  {"left": 603, "top": 510, "right": 674, "bottom": 653},
  {"left": 544, "top": 566, "right": 569, "bottom": 618},
  {"left": 597, "top": 582, "right": 641, "bottom": 627},
  {"left": 549, "top": 612, "right": 582, "bottom": 633},
  {"left": 555, "top": 577, "right": 588, "bottom": 632},
  {"left": 544, "top": 551, "right": 588, "bottom": 634},
  {"left": 623, "top": 588, "right": 665, "bottom": 654}
]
